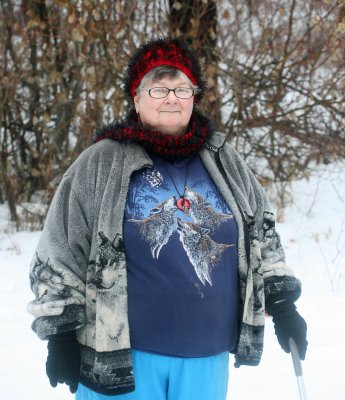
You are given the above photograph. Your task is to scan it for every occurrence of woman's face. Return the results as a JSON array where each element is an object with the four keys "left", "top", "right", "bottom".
[{"left": 134, "top": 72, "right": 194, "bottom": 136}]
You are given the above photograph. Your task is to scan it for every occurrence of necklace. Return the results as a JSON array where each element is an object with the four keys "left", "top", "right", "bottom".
[{"left": 163, "top": 162, "right": 191, "bottom": 213}]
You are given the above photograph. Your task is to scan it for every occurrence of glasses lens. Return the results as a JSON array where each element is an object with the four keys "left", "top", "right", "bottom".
[
  {"left": 175, "top": 88, "right": 194, "bottom": 98},
  {"left": 149, "top": 88, "right": 169, "bottom": 98}
]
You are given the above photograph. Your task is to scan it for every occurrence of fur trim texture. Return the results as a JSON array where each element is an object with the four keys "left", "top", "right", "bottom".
[
  {"left": 94, "top": 109, "right": 214, "bottom": 159},
  {"left": 124, "top": 37, "right": 207, "bottom": 101}
]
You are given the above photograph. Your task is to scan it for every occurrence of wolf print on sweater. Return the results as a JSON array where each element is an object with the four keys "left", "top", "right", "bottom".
[
  {"left": 125, "top": 157, "right": 237, "bottom": 286},
  {"left": 89, "top": 232, "right": 126, "bottom": 290},
  {"left": 260, "top": 211, "right": 285, "bottom": 267},
  {"left": 28, "top": 253, "right": 85, "bottom": 318}
]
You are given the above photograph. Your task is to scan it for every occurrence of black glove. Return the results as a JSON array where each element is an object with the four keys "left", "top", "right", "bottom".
[
  {"left": 46, "top": 331, "right": 80, "bottom": 394},
  {"left": 270, "top": 301, "right": 308, "bottom": 360}
]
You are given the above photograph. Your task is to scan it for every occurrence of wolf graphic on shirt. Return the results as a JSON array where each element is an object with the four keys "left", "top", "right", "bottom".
[
  {"left": 184, "top": 187, "right": 233, "bottom": 232},
  {"left": 128, "top": 196, "right": 178, "bottom": 259},
  {"left": 176, "top": 218, "right": 233, "bottom": 285}
]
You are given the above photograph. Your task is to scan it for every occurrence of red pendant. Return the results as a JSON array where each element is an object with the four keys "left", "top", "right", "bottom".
[{"left": 176, "top": 197, "right": 191, "bottom": 213}]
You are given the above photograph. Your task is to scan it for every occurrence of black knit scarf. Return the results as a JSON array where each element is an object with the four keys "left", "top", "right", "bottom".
[{"left": 94, "top": 109, "right": 214, "bottom": 159}]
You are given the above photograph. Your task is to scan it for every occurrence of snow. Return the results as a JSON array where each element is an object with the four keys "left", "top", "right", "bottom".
[{"left": 1, "top": 162, "right": 344, "bottom": 400}]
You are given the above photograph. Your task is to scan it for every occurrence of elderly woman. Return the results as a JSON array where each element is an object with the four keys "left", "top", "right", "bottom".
[{"left": 28, "top": 38, "right": 307, "bottom": 400}]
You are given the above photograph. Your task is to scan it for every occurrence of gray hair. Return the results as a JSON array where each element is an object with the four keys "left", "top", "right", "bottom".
[{"left": 135, "top": 66, "right": 198, "bottom": 94}]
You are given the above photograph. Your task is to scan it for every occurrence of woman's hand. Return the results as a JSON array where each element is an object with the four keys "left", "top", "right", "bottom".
[
  {"left": 46, "top": 331, "right": 80, "bottom": 394},
  {"left": 270, "top": 301, "right": 308, "bottom": 360}
]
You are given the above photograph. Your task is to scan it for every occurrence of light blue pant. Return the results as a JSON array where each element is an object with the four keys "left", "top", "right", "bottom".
[{"left": 76, "top": 349, "right": 229, "bottom": 400}]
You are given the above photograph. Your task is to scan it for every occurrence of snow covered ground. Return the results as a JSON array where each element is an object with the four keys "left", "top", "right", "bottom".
[{"left": 1, "top": 162, "right": 344, "bottom": 400}]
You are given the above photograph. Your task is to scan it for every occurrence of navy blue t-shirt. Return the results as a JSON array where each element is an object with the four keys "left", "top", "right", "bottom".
[{"left": 124, "top": 153, "right": 239, "bottom": 357}]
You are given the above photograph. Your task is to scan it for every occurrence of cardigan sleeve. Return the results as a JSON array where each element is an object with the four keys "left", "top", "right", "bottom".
[
  {"left": 27, "top": 171, "right": 92, "bottom": 339},
  {"left": 225, "top": 144, "right": 302, "bottom": 308},
  {"left": 241, "top": 156, "right": 302, "bottom": 308}
]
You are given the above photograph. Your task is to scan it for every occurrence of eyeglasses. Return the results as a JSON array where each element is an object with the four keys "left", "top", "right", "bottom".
[{"left": 141, "top": 87, "right": 196, "bottom": 99}]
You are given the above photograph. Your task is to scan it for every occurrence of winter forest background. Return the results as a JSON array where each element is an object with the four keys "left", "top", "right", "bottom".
[
  {"left": 1, "top": 0, "right": 345, "bottom": 227},
  {"left": 0, "top": 0, "right": 345, "bottom": 399}
]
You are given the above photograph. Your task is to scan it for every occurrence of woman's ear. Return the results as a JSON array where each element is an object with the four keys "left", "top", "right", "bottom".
[{"left": 134, "top": 95, "right": 140, "bottom": 113}]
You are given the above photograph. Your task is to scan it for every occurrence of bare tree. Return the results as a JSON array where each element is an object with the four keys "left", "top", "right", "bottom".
[
  {"left": 0, "top": 0, "right": 140, "bottom": 226},
  {"left": 215, "top": 0, "right": 345, "bottom": 211},
  {"left": 0, "top": 0, "right": 344, "bottom": 227},
  {"left": 168, "top": 0, "right": 221, "bottom": 126}
]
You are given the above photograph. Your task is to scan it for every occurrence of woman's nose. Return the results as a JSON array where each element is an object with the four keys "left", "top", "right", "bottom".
[{"left": 165, "top": 90, "right": 178, "bottom": 102}]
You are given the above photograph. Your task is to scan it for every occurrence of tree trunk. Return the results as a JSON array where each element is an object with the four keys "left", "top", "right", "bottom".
[
  {"left": 0, "top": 159, "right": 19, "bottom": 227},
  {"left": 168, "top": 0, "right": 221, "bottom": 128}
]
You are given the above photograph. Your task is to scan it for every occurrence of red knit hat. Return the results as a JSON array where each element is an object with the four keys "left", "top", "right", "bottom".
[{"left": 124, "top": 37, "right": 206, "bottom": 101}]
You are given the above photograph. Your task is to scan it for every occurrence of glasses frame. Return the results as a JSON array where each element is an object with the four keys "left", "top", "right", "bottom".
[{"left": 141, "top": 87, "right": 196, "bottom": 99}]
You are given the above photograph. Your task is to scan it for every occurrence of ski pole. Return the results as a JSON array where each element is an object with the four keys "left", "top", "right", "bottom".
[{"left": 289, "top": 337, "right": 308, "bottom": 400}]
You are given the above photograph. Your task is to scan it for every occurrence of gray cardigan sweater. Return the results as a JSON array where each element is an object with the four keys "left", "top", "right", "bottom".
[{"left": 28, "top": 131, "right": 301, "bottom": 394}]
